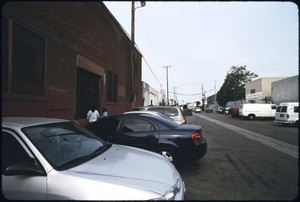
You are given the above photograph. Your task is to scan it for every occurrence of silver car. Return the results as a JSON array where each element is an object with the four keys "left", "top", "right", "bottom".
[
  {"left": 132, "top": 106, "right": 186, "bottom": 124},
  {"left": 2, "top": 117, "right": 185, "bottom": 200}
]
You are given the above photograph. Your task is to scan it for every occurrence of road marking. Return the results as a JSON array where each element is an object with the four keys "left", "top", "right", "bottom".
[{"left": 194, "top": 113, "right": 298, "bottom": 159}]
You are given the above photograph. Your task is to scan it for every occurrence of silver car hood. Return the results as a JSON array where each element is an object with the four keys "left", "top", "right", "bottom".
[{"left": 67, "top": 144, "right": 179, "bottom": 196}]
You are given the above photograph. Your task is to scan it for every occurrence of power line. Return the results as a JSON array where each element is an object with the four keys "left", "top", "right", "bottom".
[
  {"left": 169, "top": 88, "right": 214, "bottom": 96},
  {"left": 142, "top": 56, "right": 165, "bottom": 91},
  {"left": 138, "top": 11, "right": 162, "bottom": 67}
]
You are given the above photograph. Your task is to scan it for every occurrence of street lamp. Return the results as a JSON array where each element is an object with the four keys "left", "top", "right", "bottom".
[{"left": 131, "top": 1, "right": 145, "bottom": 109}]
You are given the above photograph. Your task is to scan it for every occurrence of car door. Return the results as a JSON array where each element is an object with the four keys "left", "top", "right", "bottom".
[
  {"left": 86, "top": 117, "right": 120, "bottom": 142},
  {"left": 114, "top": 116, "right": 159, "bottom": 150},
  {"left": 2, "top": 130, "right": 47, "bottom": 200}
]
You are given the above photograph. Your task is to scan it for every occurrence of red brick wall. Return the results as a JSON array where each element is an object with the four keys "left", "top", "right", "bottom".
[{"left": 2, "top": 2, "right": 142, "bottom": 124}]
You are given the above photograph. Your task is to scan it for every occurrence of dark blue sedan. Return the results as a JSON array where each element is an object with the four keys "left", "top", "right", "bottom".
[{"left": 86, "top": 113, "right": 207, "bottom": 165}]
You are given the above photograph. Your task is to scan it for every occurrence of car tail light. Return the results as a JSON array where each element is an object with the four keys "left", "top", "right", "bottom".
[{"left": 191, "top": 131, "right": 202, "bottom": 145}]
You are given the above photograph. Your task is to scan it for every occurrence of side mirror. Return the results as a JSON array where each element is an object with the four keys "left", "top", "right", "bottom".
[{"left": 5, "top": 161, "right": 45, "bottom": 176}]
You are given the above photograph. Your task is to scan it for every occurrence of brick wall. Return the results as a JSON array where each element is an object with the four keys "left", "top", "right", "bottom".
[{"left": 2, "top": 1, "right": 142, "bottom": 124}]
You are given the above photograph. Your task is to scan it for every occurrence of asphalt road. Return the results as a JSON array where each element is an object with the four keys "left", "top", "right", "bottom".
[{"left": 177, "top": 112, "right": 298, "bottom": 200}]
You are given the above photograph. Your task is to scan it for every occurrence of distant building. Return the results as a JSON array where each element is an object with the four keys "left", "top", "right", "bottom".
[
  {"left": 142, "top": 82, "right": 166, "bottom": 106},
  {"left": 142, "top": 82, "right": 159, "bottom": 106},
  {"left": 244, "top": 77, "right": 287, "bottom": 103},
  {"left": 271, "top": 75, "right": 299, "bottom": 105},
  {"left": 159, "top": 88, "right": 167, "bottom": 106}
]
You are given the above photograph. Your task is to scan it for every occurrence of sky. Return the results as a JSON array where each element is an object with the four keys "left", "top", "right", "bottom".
[{"left": 103, "top": 1, "right": 299, "bottom": 104}]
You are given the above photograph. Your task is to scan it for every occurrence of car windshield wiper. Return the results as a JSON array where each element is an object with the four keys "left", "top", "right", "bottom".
[
  {"left": 91, "top": 143, "right": 112, "bottom": 155},
  {"left": 56, "top": 143, "right": 112, "bottom": 171}
]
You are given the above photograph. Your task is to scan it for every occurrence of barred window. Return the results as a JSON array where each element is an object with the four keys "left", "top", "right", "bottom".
[
  {"left": 6, "top": 18, "right": 46, "bottom": 96},
  {"left": 76, "top": 68, "right": 101, "bottom": 119},
  {"left": 106, "top": 71, "right": 118, "bottom": 102}
]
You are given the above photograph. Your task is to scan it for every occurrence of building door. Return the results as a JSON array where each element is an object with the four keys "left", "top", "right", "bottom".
[{"left": 76, "top": 68, "right": 101, "bottom": 119}]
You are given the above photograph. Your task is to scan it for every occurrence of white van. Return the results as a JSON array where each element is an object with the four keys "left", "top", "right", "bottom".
[
  {"left": 239, "top": 103, "right": 277, "bottom": 120},
  {"left": 274, "top": 102, "right": 299, "bottom": 126}
]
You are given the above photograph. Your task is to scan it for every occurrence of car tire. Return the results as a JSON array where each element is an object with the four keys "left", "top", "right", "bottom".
[
  {"left": 157, "top": 146, "right": 177, "bottom": 165},
  {"left": 248, "top": 114, "right": 255, "bottom": 120}
]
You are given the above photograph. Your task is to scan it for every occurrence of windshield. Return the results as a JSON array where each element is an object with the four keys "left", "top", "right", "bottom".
[{"left": 22, "top": 122, "right": 110, "bottom": 170}]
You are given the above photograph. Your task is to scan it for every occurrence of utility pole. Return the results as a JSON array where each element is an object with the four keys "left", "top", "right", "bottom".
[
  {"left": 130, "top": 1, "right": 135, "bottom": 109},
  {"left": 202, "top": 84, "right": 206, "bottom": 110},
  {"left": 173, "top": 87, "right": 177, "bottom": 105},
  {"left": 163, "top": 65, "right": 171, "bottom": 105},
  {"left": 131, "top": 1, "right": 145, "bottom": 109},
  {"left": 214, "top": 79, "right": 216, "bottom": 104}
]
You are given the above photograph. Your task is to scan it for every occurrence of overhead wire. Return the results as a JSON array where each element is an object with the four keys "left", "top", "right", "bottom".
[
  {"left": 136, "top": 4, "right": 216, "bottom": 99},
  {"left": 138, "top": 11, "right": 162, "bottom": 67},
  {"left": 142, "top": 56, "right": 165, "bottom": 91}
]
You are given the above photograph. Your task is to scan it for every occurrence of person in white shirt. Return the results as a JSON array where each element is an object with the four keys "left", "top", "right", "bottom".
[
  {"left": 101, "top": 108, "right": 108, "bottom": 117},
  {"left": 87, "top": 108, "right": 100, "bottom": 123}
]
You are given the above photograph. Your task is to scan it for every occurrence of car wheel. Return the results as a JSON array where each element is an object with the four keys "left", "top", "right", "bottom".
[
  {"left": 248, "top": 114, "right": 255, "bottom": 120},
  {"left": 158, "top": 147, "right": 177, "bottom": 164}
]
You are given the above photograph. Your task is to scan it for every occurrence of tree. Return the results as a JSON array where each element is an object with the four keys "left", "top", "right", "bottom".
[{"left": 216, "top": 65, "right": 258, "bottom": 106}]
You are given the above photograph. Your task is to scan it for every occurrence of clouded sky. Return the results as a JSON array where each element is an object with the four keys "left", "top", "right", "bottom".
[{"left": 103, "top": 1, "right": 298, "bottom": 104}]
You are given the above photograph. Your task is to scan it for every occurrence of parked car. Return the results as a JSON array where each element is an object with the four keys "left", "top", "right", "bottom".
[
  {"left": 274, "top": 102, "right": 299, "bottom": 126},
  {"left": 194, "top": 106, "right": 202, "bottom": 113},
  {"left": 182, "top": 104, "right": 193, "bottom": 116},
  {"left": 2, "top": 117, "right": 185, "bottom": 200},
  {"left": 132, "top": 106, "right": 186, "bottom": 124},
  {"left": 205, "top": 108, "right": 213, "bottom": 113},
  {"left": 239, "top": 103, "right": 277, "bottom": 120},
  {"left": 131, "top": 107, "right": 146, "bottom": 111},
  {"left": 224, "top": 107, "right": 231, "bottom": 114},
  {"left": 228, "top": 108, "right": 239, "bottom": 118},
  {"left": 86, "top": 113, "right": 207, "bottom": 165},
  {"left": 217, "top": 107, "right": 225, "bottom": 114},
  {"left": 124, "top": 110, "right": 175, "bottom": 121}
]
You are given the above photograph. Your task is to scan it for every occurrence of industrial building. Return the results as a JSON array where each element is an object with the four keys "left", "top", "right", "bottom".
[{"left": 2, "top": 2, "right": 143, "bottom": 125}]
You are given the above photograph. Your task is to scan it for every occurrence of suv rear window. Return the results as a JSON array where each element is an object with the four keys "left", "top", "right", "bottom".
[
  {"left": 281, "top": 106, "right": 287, "bottom": 112},
  {"left": 276, "top": 106, "right": 281, "bottom": 112}
]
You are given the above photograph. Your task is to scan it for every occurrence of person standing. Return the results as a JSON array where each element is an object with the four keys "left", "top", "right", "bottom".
[
  {"left": 87, "top": 107, "right": 100, "bottom": 123},
  {"left": 101, "top": 108, "right": 108, "bottom": 117}
]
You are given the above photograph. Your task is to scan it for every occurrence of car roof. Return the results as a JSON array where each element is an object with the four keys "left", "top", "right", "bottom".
[
  {"left": 118, "top": 113, "right": 180, "bottom": 127},
  {"left": 2, "top": 117, "right": 69, "bottom": 129},
  {"left": 124, "top": 111, "right": 161, "bottom": 115},
  {"left": 124, "top": 111, "right": 174, "bottom": 120},
  {"left": 147, "top": 106, "right": 181, "bottom": 109}
]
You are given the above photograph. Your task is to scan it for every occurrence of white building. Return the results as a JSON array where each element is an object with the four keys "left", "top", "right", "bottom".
[
  {"left": 244, "top": 77, "right": 286, "bottom": 103},
  {"left": 271, "top": 75, "right": 298, "bottom": 105},
  {"left": 142, "top": 82, "right": 166, "bottom": 106}
]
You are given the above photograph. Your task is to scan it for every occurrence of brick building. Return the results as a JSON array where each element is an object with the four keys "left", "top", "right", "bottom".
[{"left": 2, "top": 2, "right": 143, "bottom": 125}]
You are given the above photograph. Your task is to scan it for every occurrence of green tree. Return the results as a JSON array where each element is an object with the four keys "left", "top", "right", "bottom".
[{"left": 216, "top": 65, "right": 258, "bottom": 106}]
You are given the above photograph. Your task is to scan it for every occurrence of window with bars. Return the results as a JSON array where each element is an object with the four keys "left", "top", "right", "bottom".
[
  {"left": 76, "top": 68, "right": 101, "bottom": 119},
  {"left": 2, "top": 16, "right": 46, "bottom": 96},
  {"left": 106, "top": 71, "right": 118, "bottom": 103}
]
